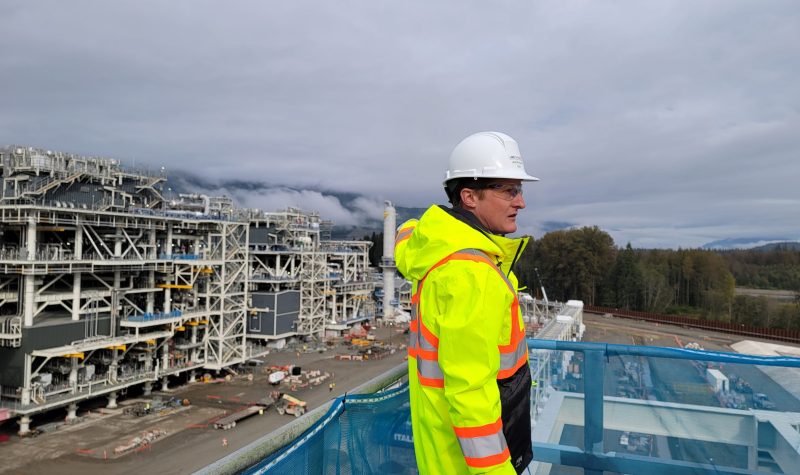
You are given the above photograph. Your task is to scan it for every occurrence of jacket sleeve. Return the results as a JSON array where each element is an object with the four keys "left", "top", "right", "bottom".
[
  {"left": 429, "top": 261, "right": 517, "bottom": 474},
  {"left": 394, "top": 219, "right": 417, "bottom": 276}
]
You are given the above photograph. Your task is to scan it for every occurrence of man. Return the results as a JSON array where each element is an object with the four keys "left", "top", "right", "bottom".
[{"left": 395, "top": 132, "right": 537, "bottom": 474}]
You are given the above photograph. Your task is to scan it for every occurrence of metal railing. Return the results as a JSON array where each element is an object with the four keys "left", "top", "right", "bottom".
[
  {"left": 125, "top": 309, "right": 183, "bottom": 322},
  {"left": 529, "top": 339, "right": 800, "bottom": 475}
]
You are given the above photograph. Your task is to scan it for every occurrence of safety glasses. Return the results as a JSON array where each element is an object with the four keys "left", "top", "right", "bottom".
[{"left": 483, "top": 183, "right": 523, "bottom": 201}]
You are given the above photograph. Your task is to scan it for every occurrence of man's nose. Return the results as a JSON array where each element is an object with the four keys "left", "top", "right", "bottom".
[{"left": 512, "top": 193, "right": 525, "bottom": 209}]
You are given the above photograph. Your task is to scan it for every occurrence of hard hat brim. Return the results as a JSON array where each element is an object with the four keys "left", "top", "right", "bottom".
[{"left": 443, "top": 171, "right": 540, "bottom": 186}]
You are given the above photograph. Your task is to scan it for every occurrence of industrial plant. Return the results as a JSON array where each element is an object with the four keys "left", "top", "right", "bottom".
[
  {"left": 4, "top": 145, "right": 800, "bottom": 475},
  {"left": 0, "top": 145, "right": 381, "bottom": 435}
]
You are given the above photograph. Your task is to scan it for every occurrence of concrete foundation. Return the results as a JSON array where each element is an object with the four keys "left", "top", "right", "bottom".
[
  {"left": 18, "top": 415, "right": 31, "bottom": 436},
  {"left": 162, "top": 376, "right": 169, "bottom": 391},
  {"left": 107, "top": 391, "right": 118, "bottom": 409},
  {"left": 143, "top": 381, "right": 153, "bottom": 396},
  {"left": 66, "top": 402, "right": 78, "bottom": 422}
]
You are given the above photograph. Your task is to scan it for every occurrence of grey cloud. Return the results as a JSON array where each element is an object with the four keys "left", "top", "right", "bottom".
[{"left": 1, "top": 1, "right": 798, "bottom": 248}]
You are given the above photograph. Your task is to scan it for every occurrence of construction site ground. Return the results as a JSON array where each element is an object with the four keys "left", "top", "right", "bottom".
[
  {"left": 0, "top": 325, "right": 409, "bottom": 475},
  {"left": 581, "top": 311, "right": 800, "bottom": 412},
  {"left": 2, "top": 314, "right": 799, "bottom": 474}
]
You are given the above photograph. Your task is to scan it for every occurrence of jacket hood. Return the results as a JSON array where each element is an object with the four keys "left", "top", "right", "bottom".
[{"left": 396, "top": 205, "right": 529, "bottom": 281}]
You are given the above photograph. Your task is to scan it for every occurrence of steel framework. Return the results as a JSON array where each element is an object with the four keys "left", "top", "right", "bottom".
[{"left": 0, "top": 146, "right": 378, "bottom": 433}]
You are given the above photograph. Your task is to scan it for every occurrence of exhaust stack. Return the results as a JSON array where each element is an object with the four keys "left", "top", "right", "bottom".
[{"left": 381, "top": 201, "right": 396, "bottom": 320}]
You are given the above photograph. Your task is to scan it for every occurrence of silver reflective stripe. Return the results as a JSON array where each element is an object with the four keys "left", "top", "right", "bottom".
[
  {"left": 409, "top": 302, "right": 419, "bottom": 350},
  {"left": 458, "top": 432, "right": 508, "bottom": 459},
  {"left": 417, "top": 357, "right": 444, "bottom": 380},
  {"left": 413, "top": 296, "right": 436, "bottom": 351},
  {"left": 418, "top": 331, "right": 437, "bottom": 351},
  {"left": 499, "top": 339, "right": 527, "bottom": 371},
  {"left": 395, "top": 227, "right": 414, "bottom": 242},
  {"left": 455, "top": 249, "right": 514, "bottom": 291}
]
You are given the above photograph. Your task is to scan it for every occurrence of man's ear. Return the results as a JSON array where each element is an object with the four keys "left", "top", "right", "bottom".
[{"left": 460, "top": 188, "right": 478, "bottom": 209}]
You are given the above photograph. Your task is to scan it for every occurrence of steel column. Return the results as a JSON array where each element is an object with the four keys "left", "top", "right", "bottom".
[{"left": 583, "top": 349, "right": 604, "bottom": 475}]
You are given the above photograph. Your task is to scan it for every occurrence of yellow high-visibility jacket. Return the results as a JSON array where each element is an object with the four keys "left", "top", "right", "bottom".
[{"left": 395, "top": 205, "right": 532, "bottom": 475}]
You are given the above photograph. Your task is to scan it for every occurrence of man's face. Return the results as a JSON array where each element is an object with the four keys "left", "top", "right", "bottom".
[{"left": 468, "top": 179, "right": 526, "bottom": 234}]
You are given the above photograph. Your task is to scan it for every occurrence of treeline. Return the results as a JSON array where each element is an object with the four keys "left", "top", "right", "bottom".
[
  {"left": 514, "top": 227, "right": 800, "bottom": 330},
  {"left": 718, "top": 248, "right": 800, "bottom": 291},
  {"left": 361, "top": 227, "right": 800, "bottom": 330},
  {"left": 363, "top": 232, "right": 384, "bottom": 268}
]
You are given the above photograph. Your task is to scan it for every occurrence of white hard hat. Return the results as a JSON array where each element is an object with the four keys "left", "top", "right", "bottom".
[{"left": 443, "top": 131, "right": 539, "bottom": 185}]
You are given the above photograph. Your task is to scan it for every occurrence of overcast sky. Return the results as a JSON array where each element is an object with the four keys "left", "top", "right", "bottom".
[{"left": 2, "top": 1, "right": 798, "bottom": 248}]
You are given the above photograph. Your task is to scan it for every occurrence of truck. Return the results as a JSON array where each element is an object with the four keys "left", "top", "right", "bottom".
[
  {"left": 753, "top": 393, "right": 776, "bottom": 410},
  {"left": 268, "top": 370, "right": 286, "bottom": 385},
  {"left": 275, "top": 393, "right": 307, "bottom": 417},
  {"left": 214, "top": 393, "right": 278, "bottom": 430},
  {"left": 706, "top": 368, "right": 729, "bottom": 393}
]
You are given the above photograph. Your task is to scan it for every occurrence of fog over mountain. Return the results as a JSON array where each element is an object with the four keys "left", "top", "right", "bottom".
[
  {"left": 169, "top": 171, "right": 426, "bottom": 238},
  {"left": 2, "top": 1, "right": 798, "bottom": 248}
]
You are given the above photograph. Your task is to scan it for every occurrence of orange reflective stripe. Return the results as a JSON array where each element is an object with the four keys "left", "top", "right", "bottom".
[
  {"left": 412, "top": 248, "right": 529, "bottom": 389},
  {"left": 411, "top": 280, "right": 443, "bottom": 387},
  {"left": 407, "top": 333, "right": 418, "bottom": 358},
  {"left": 498, "top": 299, "right": 524, "bottom": 353},
  {"left": 416, "top": 348, "right": 438, "bottom": 360},
  {"left": 453, "top": 417, "right": 503, "bottom": 438},
  {"left": 460, "top": 435, "right": 509, "bottom": 465},
  {"left": 418, "top": 374, "right": 444, "bottom": 388},
  {"left": 464, "top": 448, "right": 511, "bottom": 468},
  {"left": 409, "top": 299, "right": 419, "bottom": 356},
  {"left": 497, "top": 344, "right": 528, "bottom": 379},
  {"left": 395, "top": 226, "right": 415, "bottom": 246},
  {"left": 419, "top": 321, "right": 439, "bottom": 349}
]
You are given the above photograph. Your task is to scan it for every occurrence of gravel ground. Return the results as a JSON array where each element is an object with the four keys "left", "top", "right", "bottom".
[{"left": 0, "top": 325, "right": 408, "bottom": 475}]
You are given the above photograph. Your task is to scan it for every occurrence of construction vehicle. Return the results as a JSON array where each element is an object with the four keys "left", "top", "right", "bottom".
[
  {"left": 124, "top": 402, "right": 152, "bottom": 417},
  {"left": 268, "top": 370, "right": 286, "bottom": 385},
  {"left": 275, "top": 393, "right": 307, "bottom": 417},
  {"left": 214, "top": 393, "right": 278, "bottom": 430},
  {"left": 753, "top": 393, "right": 776, "bottom": 410}
]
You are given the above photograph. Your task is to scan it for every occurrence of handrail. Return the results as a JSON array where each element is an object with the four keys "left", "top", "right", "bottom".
[
  {"left": 527, "top": 338, "right": 796, "bottom": 475},
  {"left": 530, "top": 339, "right": 800, "bottom": 367}
]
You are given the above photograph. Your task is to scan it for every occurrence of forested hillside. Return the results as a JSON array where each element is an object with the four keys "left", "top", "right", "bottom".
[{"left": 515, "top": 227, "right": 800, "bottom": 330}]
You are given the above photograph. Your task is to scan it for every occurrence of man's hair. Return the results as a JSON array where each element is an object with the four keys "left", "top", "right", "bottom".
[{"left": 444, "top": 178, "right": 487, "bottom": 207}]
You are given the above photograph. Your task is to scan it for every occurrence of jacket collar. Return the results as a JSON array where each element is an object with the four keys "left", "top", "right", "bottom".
[{"left": 439, "top": 205, "right": 529, "bottom": 273}]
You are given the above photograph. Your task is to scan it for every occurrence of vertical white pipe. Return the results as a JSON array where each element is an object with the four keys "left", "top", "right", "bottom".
[
  {"left": 146, "top": 270, "right": 155, "bottom": 314},
  {"left": 21, "top": 354, "right": 32, "bottom": 405},
  {"left": 74, "top": 226, "right": 83, "bottom": 259},
  {"left": 166, "top": 223, "right": 173, "bottom": 257},
  {"left": 72, "top": 225, "right": 84, "bottom": 321},
  {"left": 26, "top": 217, "right": 36, "bottom": 260},
  {"left": 164, "top": 287, "right": 172, "bottom": 313},
  {"left": 23, "top": 276, "right": 35, "bottom": 327},
  {"left": 382, "top": 201, "right": 396, "bottom": 319},
  {"left": 72, "top": 274, "right": 81, "bottom": 321},
  {"left": 114, "top": 228, "right": 122, "bottom": 258},
  {"left": 383, "top": 202, "right": 396, "bottom": 261}
]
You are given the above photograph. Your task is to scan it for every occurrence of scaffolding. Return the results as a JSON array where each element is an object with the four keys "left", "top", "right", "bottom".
[{"left": 0, "top": 145, "right": 378, "bottom": 433}]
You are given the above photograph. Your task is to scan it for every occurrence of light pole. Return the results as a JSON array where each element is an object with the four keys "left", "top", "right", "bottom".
[{"left": 534, "top": 267, "right": 549, "bottom": 307}]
